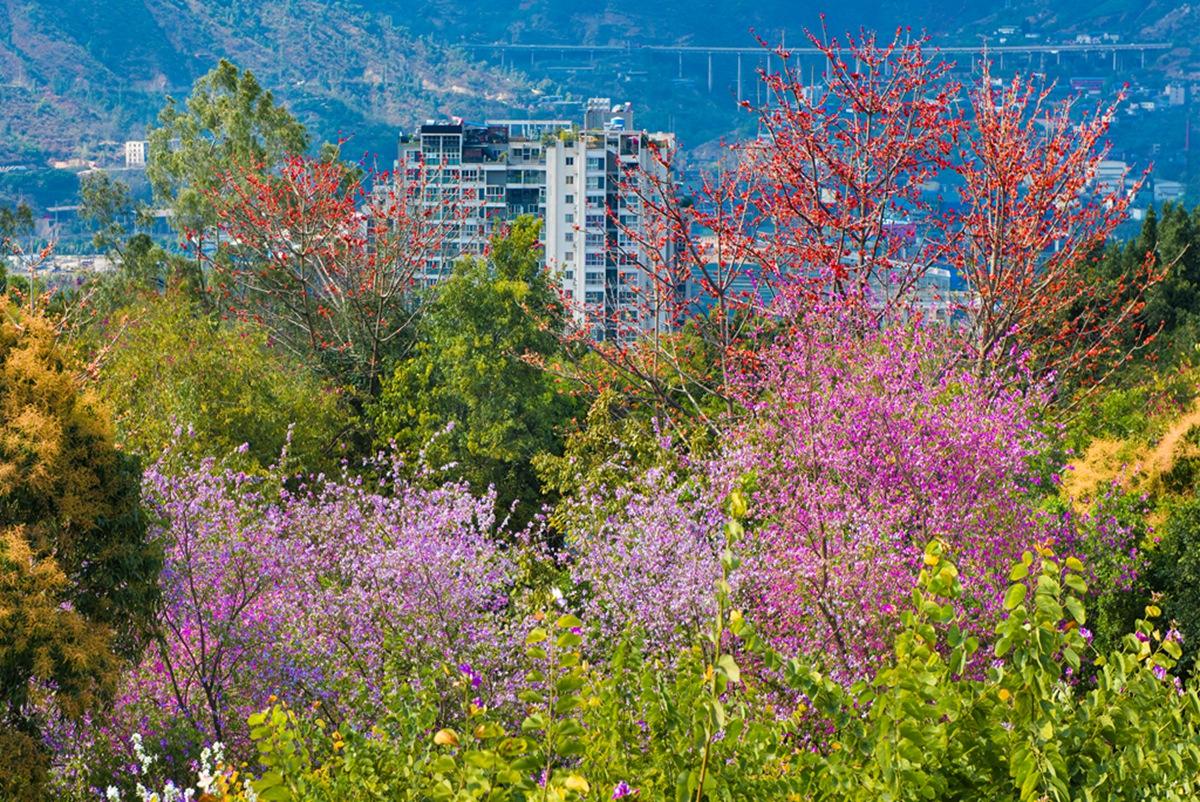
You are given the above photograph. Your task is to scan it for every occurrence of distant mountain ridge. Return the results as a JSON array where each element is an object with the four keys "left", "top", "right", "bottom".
[
  {"left": 0, "top": 0, "right": 1196, "bottom": 166},
  {"left": 0, "top": 0, "right": 531, "bottom": 163}
]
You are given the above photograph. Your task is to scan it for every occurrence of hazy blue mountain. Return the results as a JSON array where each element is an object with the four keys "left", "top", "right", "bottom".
[
  {"left": 0, "top": 0, "right": 532, "bottom": 163},
  {"left": 0, "top": 0, "right": 1195, "bottom": 170}
]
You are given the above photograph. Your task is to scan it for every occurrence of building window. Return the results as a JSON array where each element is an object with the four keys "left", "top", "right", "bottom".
[
  {"left": 566, "top": 175, "right": 574, "bottom": 185},
  {"left": 565, "top": 194, "right": 575, "bottom": 205},
  {"left": 565, "top": 156, "right": 575, "bottom": 166}
]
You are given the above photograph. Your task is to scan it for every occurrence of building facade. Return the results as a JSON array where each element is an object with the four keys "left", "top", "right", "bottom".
[
  {"left": 124, "top": 140, "right": 148, "bottom": 167},
  {"left": 396, "top": 99, "right": 674, "bottom": 340},
  {"left": 544, "top": 99, "right": 675, "bottom": 341}
]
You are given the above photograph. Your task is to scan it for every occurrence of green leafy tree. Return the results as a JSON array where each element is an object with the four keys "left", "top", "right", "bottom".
[
  {"left": 1091, "top": 203, "right": 1200, "bottom": 366},
  {"left": 77, "top": 171, "right": 179, "bottom": 323},
  {"left": 0, "top": 303, "right": 160, "bottom": 799},
  {"left": 1147, "top": 496, "right": 1200, "bottom": 676},
  {"left": 147, "top": 60, "right": 309, "bottom": 296},
  {"left": 97, "top": 290, "right": 353, "bottom": 472},
  {"left": 373, "top": 217, "right": 579, "bottom": 521},
  {"left": 0, "top": 202, "right": 34, "bottom": 301},
  {"left": 0, "top": 202, "right": 33, "bottom": 244},
  {"left": 78, "top": 171, "right": 135, "bottom": 257}
]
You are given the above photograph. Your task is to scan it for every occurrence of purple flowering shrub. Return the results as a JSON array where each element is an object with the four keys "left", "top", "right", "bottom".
[
  {"left": 565, "top": 467, "right": 727, "bottom": 652},
  {"left": 719, "top": 320, "right": 1055, "bottom": 677},
  {"left": 101, "top": 445, "right": 519, "bottom": 775}
]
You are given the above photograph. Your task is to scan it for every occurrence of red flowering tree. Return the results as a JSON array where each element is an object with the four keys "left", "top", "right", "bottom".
[
  {"left": 592, "top": 26, "right": 1164, "bottom": 430},
  {"left": 583, "top": 28, "right": 964, "bottom": 433},
  {"left": 954, "top": 64, "right": 1162, "bottom": 388},
  {"left": 204, "top": 154, "right": 460, "bottom": 392}
]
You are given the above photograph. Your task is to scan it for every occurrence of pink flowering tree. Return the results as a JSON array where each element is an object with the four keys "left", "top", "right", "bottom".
[{"left": 722, "top": 316, "right": 1051, "bottom": 678}]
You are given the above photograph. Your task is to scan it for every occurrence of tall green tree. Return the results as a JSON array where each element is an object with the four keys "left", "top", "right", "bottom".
[
  {"left": 1091, "top": 203, "right": 1200, "bottom": 365},
  {"left": 0, "top": 202, "right": 34, "bottom": 300},
  {"left": 76, "top": 171, "right": 179, "bottom": 324},
  {"left": 147, "top": 60, "right": 308, "bottom": 296},
  {"left": 78, "top": 171, "right": 135, "bottom": 257},
  {"left": 0, "top": 202, "right": 33, "bottom": 244},
  {"left": 373, "top": 217, "right": 579, "bottom": 521},
  {"left": 0, "top": 302, "right": 159, "bottom": 798}
]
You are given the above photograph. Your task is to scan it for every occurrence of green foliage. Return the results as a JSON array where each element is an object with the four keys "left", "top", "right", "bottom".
[
  {"left": 97, "top": 290, "right": 353, "bottom": 471},
  {"left": 0, "top": 302, "right": 160, "bottom": 793},
  {"left": 532, "top": 388, "right": 677, "bottom": 533},
  {"left": 1091, "top": 203, "right": 1200, "bottom": 367},
  {"left": 373, "top": 217, "right": 580, "bottom": 521},
  {"left": 765, "top": 541, "right": 1200, "bottom": 801},
  {"left": 1147, "top": 496, "right": 1200, "bottom": 676},
  {"left": 147, "top": 59, "right": 308, "bottom": 238},
  {"left": 0, "top": 201, "right": 34, "bottom": 243},
  {"left": 0, "top": 201, "right": 34, "bottom": 298},
  {"left": 78, "top": 171, "right": 136, "bottom": 256}
]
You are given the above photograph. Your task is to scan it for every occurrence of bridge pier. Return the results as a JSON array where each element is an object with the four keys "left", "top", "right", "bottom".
[
  {"left": 737, "top": 53, "right": 742, "bottom": 102},
  {"left": 707, "top": 52, "right": 713, "bottom": 93}
]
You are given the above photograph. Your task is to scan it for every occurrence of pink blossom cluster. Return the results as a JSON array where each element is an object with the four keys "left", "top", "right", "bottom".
[{"left": 719, "top": 318, "right": 1051, "bottom": 677}]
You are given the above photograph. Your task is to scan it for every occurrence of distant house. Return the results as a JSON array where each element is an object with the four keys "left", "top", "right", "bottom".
[
  {"left": 1092, "top": 160, "right": 1129, "bottom": 197},
  {"left": 1154, "top": 180, "right": 1186, "bottom": 204},
  {"left": 124, "top": 140, "right": 148, "bottom": 167}
]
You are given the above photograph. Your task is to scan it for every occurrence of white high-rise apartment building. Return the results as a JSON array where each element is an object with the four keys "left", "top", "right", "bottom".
[
  {"left": 395, "top": 99, "right": 674, "bottom": 340},
  {"left": 396, "top": 118, "right": 571, "bottom": 284},
  {"left": 544, "top": 99, "right": 675, "bottom": 341}
]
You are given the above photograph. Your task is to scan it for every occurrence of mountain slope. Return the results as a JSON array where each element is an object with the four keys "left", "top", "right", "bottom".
[
  {"left": 1, "top": 0, "right": 1197, "bottom": 167},
  {"left": 0, "top": 0, "right": 532, "bottom": 162}
]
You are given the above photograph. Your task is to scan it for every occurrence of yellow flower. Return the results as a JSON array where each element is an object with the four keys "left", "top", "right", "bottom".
[{"left": 563, "top": 775, "right": 590, "bottom": 793}]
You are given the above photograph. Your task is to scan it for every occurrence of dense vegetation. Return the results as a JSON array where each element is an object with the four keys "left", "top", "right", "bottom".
[{"left": 4, "top": 33, "right": 1200, "bottom": 802}]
